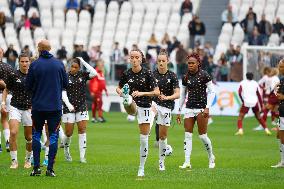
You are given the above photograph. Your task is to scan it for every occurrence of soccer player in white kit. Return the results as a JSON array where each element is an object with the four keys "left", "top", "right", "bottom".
[
  {"left": 62, "top": 57, "right": 97, "bottom": 163},
  {"left": 261, "top": 68, "right": 280, "bottom": 127},
  {"left": 1, "top": 53, "right": 33, "bottom": 168},
  {"left": 235, "top": 72, "right": 271, "bottom": 136},
  {"left": 116, "top": 49, "right": 159, "bottom": 177}
]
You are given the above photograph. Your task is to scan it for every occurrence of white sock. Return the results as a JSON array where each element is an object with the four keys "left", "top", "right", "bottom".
[
  {"left": 58, "top": 125, "right": 66, "bottom": 143},
  {"left": 45, "top": 146, "right": 49, "bottom": 160},
  {"left": 64, "top": 136, "right": 72, "bottom": 146},
  {"left": 199, "top": 134, "right": 214, "bottom": 159},
  {"left": 10, "top": 151, "right": 17, "bottom": 161},
  {"left": 3, "top": 129, "right": 10, "bottom": 142},
  {"left": 42, "top": 126, "right": 47, "bottom": 144},
  {"left": 149, "top": 110, "right": 156, "bottom": 131},
  {"left": 79, "top": 133, "right": 87, "bottom": 159},
  {"left": 139, "top": 134, "right": 148, "bottom": 169},
  {"left": 184, "top": 132, "right": 192, "bottom": 164},
  {"left": 25, "top": 151, "right": 32, "bottom": 162},
  {"left": 159, "top": 138, "right": 167, "bottom": 163}
]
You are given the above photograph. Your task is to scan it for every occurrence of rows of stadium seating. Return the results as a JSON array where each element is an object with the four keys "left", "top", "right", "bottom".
[
  {"left": 214, "top": 0, "right": 284, "bottom": 62},
  {"left": 0, "top": 0, "right": 201, "bottom": 60}
]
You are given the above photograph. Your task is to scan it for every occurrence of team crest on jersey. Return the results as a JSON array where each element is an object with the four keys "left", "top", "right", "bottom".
[
  {"left": 167, "top": 79, "right": 171, "bottom": 83},
  {"left": 128, "top": 79, "right": 133, "bottom": 82},
  {"left": 69, "top": 79, "right": 72, "bottom": 84},
  {"left": 16, "top": 79, "right": 21, "bottom": 83}
]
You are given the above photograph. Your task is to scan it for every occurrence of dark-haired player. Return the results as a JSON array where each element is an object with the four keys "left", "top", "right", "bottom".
[
  {"left": 152, "top": 49, "right": 180, "bottom": 171},
  {"left": 235, "top": 72, "right": 271, "bottom": 136},
  {"left": 177, "top": 52, "right": 216, "bottom": 169},
  {"left": 0, "top": 47, "right": 12, "bottom": 152},
  {"left": 62, "top": 57, "right": 97, "bottom": 163},
  {"left": 1, "top": 53, "right": 32, "bottom": 168},
  {"left": 116, "top": 49, "right": 159, "bottom": 177}
]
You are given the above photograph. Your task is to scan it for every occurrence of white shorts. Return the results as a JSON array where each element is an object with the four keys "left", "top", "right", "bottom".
[
  {"left": 62, "top": 111, "right": 89, "bottom": 123},
  {"left": 156, "top": 104, "right": 172, "bottom": 126},
  {"left": 9, "top": 105, "right": 32, "bottom": 126},
  {"left": 137, "top": 106, "right": 151, "bottom": 124},
  {"left": 0, "top": 93, "right": 12, "bottom": 111},
  {"left": 184, "top": 108, "right": 204, "bottom": 119},
  {"left": 279, "top": 117, "right": 284, "bottom": 130}
]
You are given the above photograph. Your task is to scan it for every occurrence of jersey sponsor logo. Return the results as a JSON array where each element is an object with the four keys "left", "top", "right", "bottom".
[{"left": 16, "top": 79, "right": 21, "bottom": 83}]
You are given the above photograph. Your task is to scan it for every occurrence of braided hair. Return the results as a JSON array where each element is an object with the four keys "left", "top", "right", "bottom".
[{"left": 185, "top": 51, "right": 201, "bottom": 80}]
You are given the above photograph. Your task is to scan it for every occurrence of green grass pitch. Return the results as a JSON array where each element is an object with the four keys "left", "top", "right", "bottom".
[{"left": 0, "top": 112, "right": 284, "bottom": 189}]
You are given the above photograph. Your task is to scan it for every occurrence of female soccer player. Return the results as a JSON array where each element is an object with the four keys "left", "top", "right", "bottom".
[
  {"left": 254, "top": 67, "right": 271, "bottom": 131},
  {"left": 152, "top": 49, "right": 180, "bottom": 171},
  {"left": 1, "top": 53, "right": 32, "bottom": 169},
  {"left": 177, "top": 52, "right": 216, "bottom": 169},
  {"left": 0, "top": 47, "right": 13, "bottom": 152},
  {"left": 235, "top": 72, "right": 271, "bottom": 136},
  {"left": 62, "top": 57, "right": 97, "bottom": 163},
  {"left": 272, "top": 59, "right": 284, "bottom": 168},
  {"left": 89, "top": 59, "right": 108, "bottom": 123},
  {"left": 262, "top": 68, "right": 280, "bottom": 127},
  {"left": 116, "top": 49, "right": 159, "bottom": 177}
]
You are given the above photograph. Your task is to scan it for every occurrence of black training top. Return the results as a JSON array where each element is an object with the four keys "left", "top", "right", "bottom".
[
  {"left": 182, "top": 69, "right": 212, "bottom": 109},
  {"left": 278, "top": 77, "right": 284, "bottom": 117},
  {"left": 153, "top": 69, "right": 179, "bottom": 110},
  {"left": 0, "top": 62, "right": 14, "bottom": 93},
  {"left": 6, "top": 70, "right": 31, "bottom": 110},
  {"left": 63, "top": 71, "right": 90, "bottom": 114},
  {"left": 119, "top": 67, "right": 157, "bottom": 108}
]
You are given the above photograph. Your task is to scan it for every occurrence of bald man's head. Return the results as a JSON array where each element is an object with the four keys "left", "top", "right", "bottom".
[{"left": 37, "top": 39, "right": 51, "bottom": 52}]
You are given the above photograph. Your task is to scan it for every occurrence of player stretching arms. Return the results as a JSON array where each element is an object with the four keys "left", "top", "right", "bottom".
[
  {"left": 235, "top": 72, "right": 271, "bottom": 136},
  {"left": 152, "top": 49, "right": 180, "bottom": 171},
  {"left": 1, "top": 53, "right": 33, "bottom": 168},
  {"left": 177, "top": 52, "right": 216, "bottom": 169},
  {"left": 116, "top": 49, "right": 159, "bottom": 177},
  {"left": 62, "top": 57, "right": 97, "bottom": 163}
]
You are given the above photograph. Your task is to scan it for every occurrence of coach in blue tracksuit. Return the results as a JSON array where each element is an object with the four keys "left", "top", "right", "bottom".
[{"left": 26, "top": 40, "right": 68, "bottom": 177}]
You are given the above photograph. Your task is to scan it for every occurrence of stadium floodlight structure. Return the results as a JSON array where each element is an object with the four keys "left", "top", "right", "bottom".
[{"left": 242, "top": 45, "right": 284, "bottom": 80}]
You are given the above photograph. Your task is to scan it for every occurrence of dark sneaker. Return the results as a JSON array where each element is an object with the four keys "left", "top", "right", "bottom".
[
  {"left": 30, "top": 167, "right": 41, "bottom": 176},
  {"left": 46, "top": 169, "right": 56, "bottom": 177},
  {"left": 0, "top": 144, "right": 2, "bottom": 153}
]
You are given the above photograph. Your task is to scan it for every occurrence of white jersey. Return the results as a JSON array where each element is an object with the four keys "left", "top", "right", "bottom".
[
  {"left": 267, "top": 75, "right": 280, "bottom": 95},
  {"left": 258, "top": 75, "right": 270, "bottom": 95},
  {"left": 239, "top": 79, "right": 260, "bottom": 107}
]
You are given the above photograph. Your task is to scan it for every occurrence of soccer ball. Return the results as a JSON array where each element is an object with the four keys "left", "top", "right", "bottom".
[
  {"left": 165, "top": 144, "right": 173, "bottom": 156},
  {"left": 127, "top": 114, "right": 136, "bottom": 122}
]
